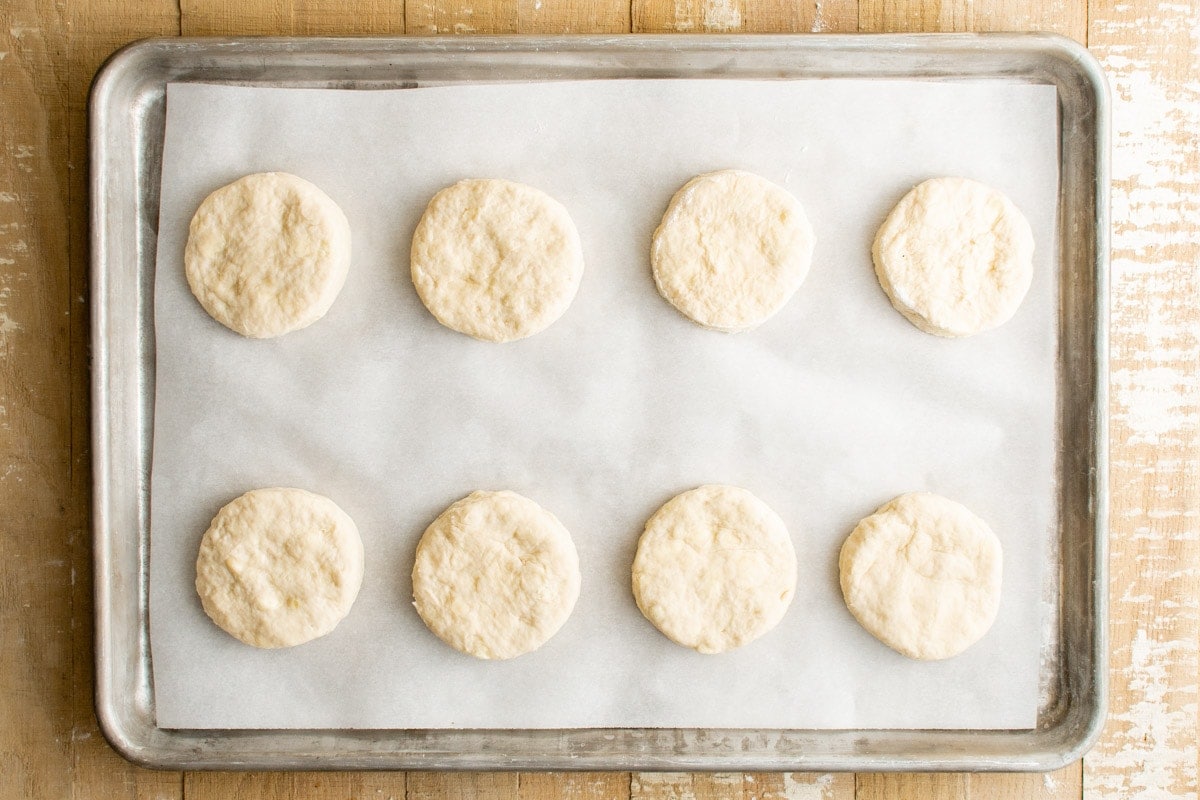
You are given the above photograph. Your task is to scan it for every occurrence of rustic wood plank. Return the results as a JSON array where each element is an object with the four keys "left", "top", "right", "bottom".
[
  {"left": 628, "top": 0, "right": 854, "bottom": 33},
  {"left": 185, "top": 773, "right": 295, "bottom": 800},
  {"left": 774, "top": 774, "right": 857, "bottom": 800},
  {"left": 742, "top": 0, "right": 858, "bottom": 33},
  {"left": 406, "top": 772, "right": 519, "bottom": 799},
  {"left": 631, "top": 0, "right": 747, "bottom": 32},
  {"left": 289, "top": 0, "right": 407, "bottom": 33},
  {"left": 858, "top": 0, "right": 1085, "bottom": 35},
  {"left": 968, "top": 766, "right": 1082, "bottom": 800},
  {"left": 186, "top": 772, "right": 407, "bottom": 799},
  {"left": 632, "top": 0, "right": 857, "bottom": 33},
  {"left": 633, "top": 773, "right": 744, "bottom": 800},
  {"left": 405, "top": 0, "right": 518, "bottom": 35},
  {"left": 858, "top": 767, "right": 1085, "bottom": 800},
  {"left": 855, "top": 774, "right": 967, "bottom": 800},
  {"left": 517, "top": 0, "right": 630, "bottom": 33},
  {"left": 519, "top": 773, "right": 632, "bottom": 799},
  {"left": 1083, "top": 0, "right": 1200, "bottom": 796},
  {"left": 0, "top": 4, "right": 77, "bottom": 797}
]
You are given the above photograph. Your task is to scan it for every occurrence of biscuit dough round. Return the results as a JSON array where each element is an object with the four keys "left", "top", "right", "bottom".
[
  {"left": 632, "top": 484, "right": 797, "bottom": 654},
  {"left": 651, "top": 170, "right": 815, "bottom": 332},
  {"left": 839, "top": 492, "right": 1002, "bottom": 660},
  {"left": 410, "top": 179, "right": 585, "bottom": 343},
  {"left": 195, "top": 487, "right": 364, "bottom": 649},
  {"left": 873, "top": 177, "right": 1034, "bottom": 337},
  {"left": 412, "top": 490, "right": 581, "bottom": 659},
  {"left": 185, "top": 172, "right": 352, "bottom": 338}
]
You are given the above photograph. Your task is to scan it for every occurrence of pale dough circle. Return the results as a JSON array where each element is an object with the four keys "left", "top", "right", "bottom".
[
  {"left": 650, "top": 170, "right": 815, "bottom": 332},
  {"left": 872, "top": 177, "right": 1035, "bottom": 337},
  {"left": 195, "top": 487, "right": 364, "bottom": 649},
  {"left": 410, "top": 179, "right": 585, "bottom": 343},
  {"left": 632, "top": 484, "right": 797, "bottom": 654},
  {"left": 839, "top": 492, "right": 1002, "bottom": 660},
  {"left": 412, "top": 490, "right": 581, "bottom": 659},
  {"left": 184, "top": 172, "right": 352, "bottom": 338}
]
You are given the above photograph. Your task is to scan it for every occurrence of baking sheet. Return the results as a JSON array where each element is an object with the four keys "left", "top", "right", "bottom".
[{"left": 149, "top": 78, "right": 1058, "bottom": 731}]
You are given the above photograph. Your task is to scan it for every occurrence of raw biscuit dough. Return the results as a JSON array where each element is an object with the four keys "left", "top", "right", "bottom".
[
  {"left": 410, "top": 179, "right": 585, "bottom": 343},
  {"left": 650, "top": 170, "right": 815, "bottom": 332},
  {"left": 632, "top": 484, "right": 797, "bottom": 654},
  {"left": 839, "top": 492, "right": 1002, "bottom": 660},
  {"left": 872, "top": 177, "right": 1034, "bottom": 337},
  {"left": 412, "top": 490, "right": 581, "bottom": 659},
  {"left": 195, "top": 487, "right": 364, "bottom": 649},
  {"left": 184, "top": 172, "right": 351, "bottom": 338}
]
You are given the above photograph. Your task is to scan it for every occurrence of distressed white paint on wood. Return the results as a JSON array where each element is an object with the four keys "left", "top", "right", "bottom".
[
  {"left": 1084, "top": 1, "right": 1200, "bottom": 797},
  {"left": 631, "top": 772, "right": 851, "bottom": 800},
  {"left": 782, "top": 773, "right": 841, "bottom": 800},
  {"left": 2, "top": 1, "right": 1196, "bottom": 797}
]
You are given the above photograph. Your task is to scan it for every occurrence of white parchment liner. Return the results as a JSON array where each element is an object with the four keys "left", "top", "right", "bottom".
[{"left": 150, "top": 79, "right": 1058, "bottom": 730}]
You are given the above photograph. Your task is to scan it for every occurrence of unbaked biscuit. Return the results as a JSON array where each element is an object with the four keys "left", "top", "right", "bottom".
[
  {"left": 839, "top": 492, "right": 1002, "bottom": 660},
  {"left": 410, "top": 179, "right": 585, "bottom": 343},
  {"left": 185, "top": 172, "right": 351, "bottom": 338},
  {"left": 412, "top": 490, "right": 581, "bottom": 659},
  {"left": 872, "top": 177, "right": 1034, "bottom": 337},
  {"left": 195, "top": 487, "right": 364, "bottom": 649},
  {"left": 632, "top": 484, "right": 797, "bottom": 654},
  {"left": 651, "top": 170, "right": 815, "bottom": 332}
]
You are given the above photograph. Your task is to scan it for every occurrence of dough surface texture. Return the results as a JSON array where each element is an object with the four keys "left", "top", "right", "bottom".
[
  {"left": 412, "top": 490, "right": 581, "bottom": 659},
  {"left": 632, "top": 484, "right": 797, "bottom": 654},
  {"left": 839, "top": 492, "right": 1002, "bottom": 660},
  {"left": 195, "top": 487, "right": 364, "bottom": 649},
  {"left": 185, "top": 172, "right": 351, "bottom": 338},
  {"left": 872, "top": 176, "right": 1034, "bottom": 337},
  {"left": 410, "top": 179, "right": 585, "bottom": 342},
  {"left": 651, "top": 170, "right": 814, "bottom": 332}
]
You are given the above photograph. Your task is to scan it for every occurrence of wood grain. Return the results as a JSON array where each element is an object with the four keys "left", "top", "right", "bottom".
[
  {"left": 186, "top": 772, "right": 407, "bottom": 799},
  {"left": 633, "top": 773, "right": 855, "bottom": 799},
  {"left": 854, "top": 2, "right": 1090, "bottom": 799},
  {"left": 515, "top": 0, "right": 630, "bottom": 34},
  {"left": 180, "top": 0, "right": 406, "bottom": 35},
  {"left": 405, "top": 0, "right": 518, "bottom": 35},
  {"left": 632, "top": 0, "right": 858, "bottom": 33},
  {"left": 973, "top": 768, "right": 1083, "bottom": 800},
  {"left": 856, "top": 769, "right": 1085, "bottom": 800},
  {"left": 1084, "top": 0, "right": 1200, "bottom": 796},
  {"left": 0, "top": 7, "right": 75, "bottom": 798},
  {"left": 517, "top": 773, "right": 632, "bottom": 800},
  {"left": 406, "top": 772, "right": 518, "bottom": 799}
]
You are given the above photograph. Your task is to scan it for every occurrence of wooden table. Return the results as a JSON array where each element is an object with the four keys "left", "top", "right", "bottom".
[{"left": 3, "top": 0, "right": 1196, "bottom": 797}]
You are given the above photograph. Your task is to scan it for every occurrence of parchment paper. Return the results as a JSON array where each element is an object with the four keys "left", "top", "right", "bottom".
[{"left": 150, "top": 78, "right": 1058, "bottom": 730}]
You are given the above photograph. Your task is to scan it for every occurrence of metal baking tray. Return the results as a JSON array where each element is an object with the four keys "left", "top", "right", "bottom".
[{"left": 91, "top": 33, "right": 1109, "bottom": 771}]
